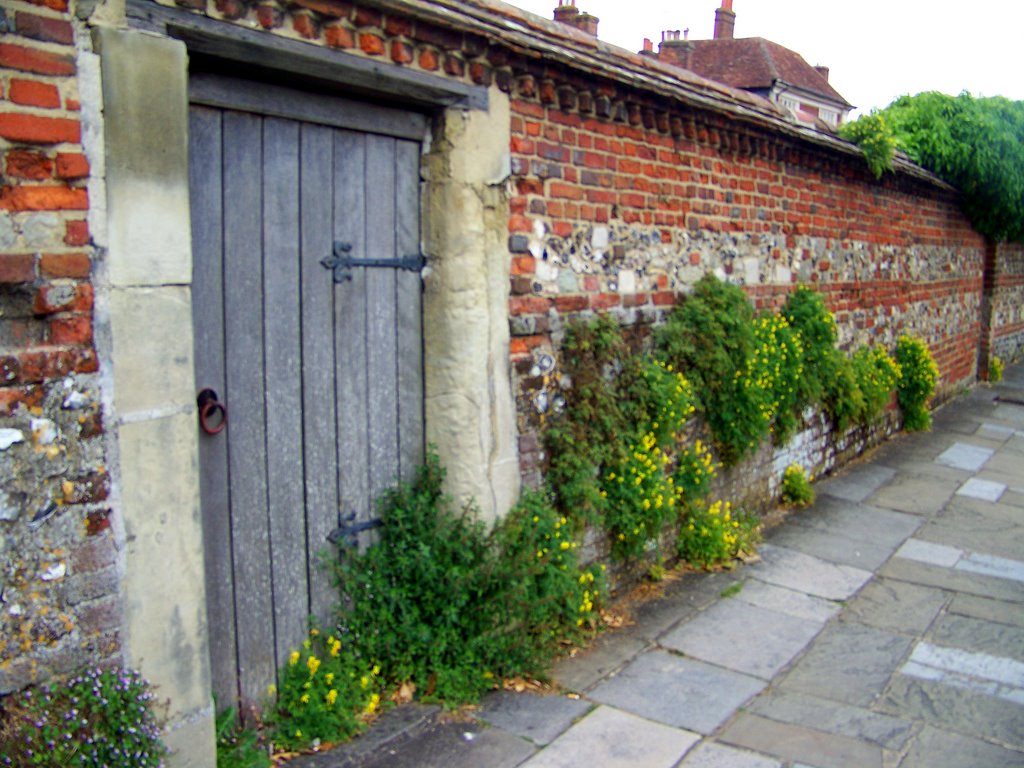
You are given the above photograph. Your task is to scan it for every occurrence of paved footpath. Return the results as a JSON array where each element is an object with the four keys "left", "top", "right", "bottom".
[{"left": 301, "top": 364, "right": 1024, "bottom": 768}]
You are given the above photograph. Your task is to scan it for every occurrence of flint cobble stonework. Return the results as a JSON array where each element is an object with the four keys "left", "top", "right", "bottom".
[{"left": 0, "top": 0, "right": 114, "bottom": 693}]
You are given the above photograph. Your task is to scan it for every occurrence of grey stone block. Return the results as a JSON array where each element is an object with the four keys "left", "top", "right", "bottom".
[
  {"left": 879, "top": 557, "right": 1024, "bottom": 604},
  {"left": 748, "top": 544, "right": 873, "bottom": 601},
  {"left": 841, "top": 578, "right": 948, "bottom": 634},
  {"left": 927, "top": 614, "right": 1024, "bottom": 664},
  {"left": 475, "top": 691, "right": 592, "bottom": 746},
  {"left": 935, "top": 442, "right": 994, "bottom": 472},
  {"left": 866, "top": 474, "right": 959, "bottom": 516},
  {"left": 733, "top": 580, "right": 841, "bottom": 624},
  {"left": 879, "top": 674, "right": 1024, "bottom": 749},
  {"left": 745, "top": 691, "right": 915, "bottom": 750},
  {"left": 550, "top": 630, "right": 649, "bottom": 694},
  {"left": 589, "top": 650, "right": 765, "bottom": 734},
  {"left": 956, "top": 477, "right": 1007, "bottom": 502},
  {"left": 900, "top": 725, "right": 1024, "bottom": 768},
  {"left": 719, "top": 713, "right": 883, "bottom": 768},
  {"left": 661, "top": 599, "right": 824, "bottom": 680},
  {"left": 817, "top": 465, "right": 896, "bottom": 503},
  {"left": 948, "top": 593, "right": 1024, "bottom": 629},
  {"left": 679, "top": 742, "right": 782, "bottom": 768},
  {"left": 779, "top": 622, "right": 913, "bottom": 707},
  {"left": 519, "top": 706, "right": 699, "bottom": 768},
  {"left": 358, "top": 721, "right": 536, "bottom": 768}
]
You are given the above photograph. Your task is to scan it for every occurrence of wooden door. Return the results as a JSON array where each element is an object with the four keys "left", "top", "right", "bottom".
[{"left": 188, "top": 77, "right": 425, "bottom": 710}]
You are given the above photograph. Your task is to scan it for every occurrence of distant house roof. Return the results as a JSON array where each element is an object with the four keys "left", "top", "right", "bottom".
[{"left": 687, "top": 37, "right": 852, "bottom": 109}]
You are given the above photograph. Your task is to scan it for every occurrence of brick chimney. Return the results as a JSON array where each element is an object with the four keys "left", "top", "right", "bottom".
[
  {"left": 553, "top": 0, "right": 579, "bottom": 25},
  {"left": 713, "top": 0, "right": 736, "bottom": 39},
  {"left": 658, "top": 29, "right": 693, "bottom": 69},
  {"left": 553, "top": 0, "right": 599, "bottom": 37},
  {"left": 814, "top": 65, "right": 830, "bottom": 82}
]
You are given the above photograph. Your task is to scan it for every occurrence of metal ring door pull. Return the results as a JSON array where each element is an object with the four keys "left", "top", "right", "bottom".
[{"left": 197, "top": 388, "right": 228, "bottom": 435}]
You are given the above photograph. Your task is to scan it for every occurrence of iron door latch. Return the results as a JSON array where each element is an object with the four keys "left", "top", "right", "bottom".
[
  {"left": 321, "top": 241, "right": 425, "bottom": 283},
  {"left": 328, "top": 510, "right": 383, "bottom": 547}
]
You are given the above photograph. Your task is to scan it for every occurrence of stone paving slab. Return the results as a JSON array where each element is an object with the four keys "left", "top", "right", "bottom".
[
  {"left": 475, "top": 691, "right": 592, "bottom": 746},
  {"left": 935, "top": 442, "right": 994, "bottom": 471},
  {"left": 840, "top": 578, "right": 948, "bottom": 635},
  {"left": 732, "top": 580, "right": 841, "bottom": 624},
  {"left": 518, "top": 706, "right": 699, "bottom": 768},
  {"left": 719, "top": 713, "right": 883, "bottom": 768},
  {"left": 879, "top": 674, "right": 1024, "bottom": 748},
  {"left": 865, "top": 473, "right": 960, "bottom": 516},
  {"left": 879, "top": 557, "right": 1024, "bottom": 604},
  {"left": 678, "top": 742, "right": 782, "bottom": 768},
  {"left": 550, "top": 630, "right": 649, "bottom": 694},
  {"left": 816, "top": 465, "right": 896, "bottom": 503},
  {"left": 778, "top": 622, "right": 913, "bottom": 707},
  {"left": 357, "top": 721, "right": 535, "bottom": 768},
  {"left": 767, "top": 525, "right": 900, "bottom": 571},
  {"left": 948, "top": 592, "right": 1024, "bottom": 629},
  {"left": 914, "top": 515, "right": 1024, "bottom": 563},
  {"left": 895, "top": 537, "right": 963, "bottom": 566},
  {"left": 976, "top": 422, "right": 1017, "bottom": 441},
  {"left": 660, "top": 599, "right": 824, "bottom": 680},
  {"left": 956, "top": 477, "right": 1007, "bottom": 501},
  {"left": 744, "top": 690, "right": 915, "bottom": 750},
  {"left": 747, "top": 544, "right": 872, "bottom": 600},
  {"left": 957, "top": 551, "right": 1024, "bottom": 583},
  {"left": 590, "top": 650, "right": 764, "bottom": 734},
  {"left": 899, "top": 725, "right": 1024, "bottom": 768},
  {"left": 978, "top": 448, "right": 1024, "bottom": 481},
  {"left": 783, "top": 499, "right": 921, "bottom": 546},
  {"left": 927, "top": 614, "right": 1024, "bottom": 664}
]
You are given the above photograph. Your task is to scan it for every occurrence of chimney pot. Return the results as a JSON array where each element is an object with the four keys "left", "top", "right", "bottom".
[
  {"left": 643, "top": 38, "right": 654, "bottom": 52},
  {"left": 814, "top": 65, "right": 830, "bottom": 82},
  {"left": 553, "top": 0, "right": 579, "bottom": 25}
]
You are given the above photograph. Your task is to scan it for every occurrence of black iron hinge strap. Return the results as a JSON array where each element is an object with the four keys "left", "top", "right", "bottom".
[{"left": 320, "top": 241, "right": 424, "bottom": 283}]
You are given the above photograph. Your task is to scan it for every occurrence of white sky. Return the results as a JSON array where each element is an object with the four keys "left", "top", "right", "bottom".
[{"left": 507, "top": 0, "right": 1024, "bottom": 117}]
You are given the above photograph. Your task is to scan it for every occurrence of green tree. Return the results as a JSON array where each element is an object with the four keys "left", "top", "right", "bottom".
[{"left": 840, "top": 92, "right": 1024, "bottom": 242}]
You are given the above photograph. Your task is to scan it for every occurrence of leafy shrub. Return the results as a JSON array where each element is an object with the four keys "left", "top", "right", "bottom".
[
  {"left": 215, "top": 707, "right": 271, "bottom": 768},
  {"left": 781, "top": 286, "right": 836, "bottom": 407},
  {"left": 330, "top": 455, "right": 600, "bottom": 706},
  {"left": 895, "top": 336, "right": 939, "bottom": 431},
  {"left": 544, "top": 315, "right": 634, "bottom": 524},
  {"left": 0, "top": 667, "right": 166, "bottom": 768},
  {"left": 851, "top": 345, "right": 901, "bottom": 422},
  {"left": 750, "top": 313, "right": 805, "bottom": 443},
  {"left": 602, "top": 431, "right": 680, "bottom": 560},
  {"left": 780, "top": 463, "right": 815, "bottom": 507},
  {"left": 268, "top": 629, "right": 383, "bottom": 751},
  {"left": 838, "top": 111, "right": 897, "bottom": 179},
  {"left": 677, "top": 500, "right": 761, "bottom": 569},
  {"left": 656, "top": 275, "right": 767, "bottom": 465},
  {"left": 989, "top": 355, "right": 1004, "bottom": 383},
  {"left": 673, "top": 439, "right": 717, "bottom": 503}
]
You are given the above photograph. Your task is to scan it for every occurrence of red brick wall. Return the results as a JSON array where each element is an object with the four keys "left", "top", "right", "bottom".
[
  {"left": 0, "top": 4, "right": 117, "bottom": 694},
  {"left": 504, "top": 87, "right": 987, "bottom": 482}
]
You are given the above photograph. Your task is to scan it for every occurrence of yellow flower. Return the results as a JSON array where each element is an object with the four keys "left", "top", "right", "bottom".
[
  {"left": 365, "top": 693, "right": 381, "bottom": 714},
  {"left": 326, "top": 689, "right": 338, "bottom": 706},
  {"left": 325, "top": 673, "right": 335, "bottom": 686},
  {"left": 360, "top": 675, "right": 370, "bottom": 689},
  {"left": 307, "top": 655, "right": 321, "bottom": 677},
  {"left": 289, "top": 651, "right": 300, "bottom": 667},
  {"left": 300, "top": 693, "right": 310, "bottom": 704},
  {"left": 267, "top": 684, "right": 277, "bottom": 696},
  {"left": 372, "top": 665, "right": 381, "bottom": 676},
  {"left": 330, "top": 638, "right": 342, "bottom": 657}
]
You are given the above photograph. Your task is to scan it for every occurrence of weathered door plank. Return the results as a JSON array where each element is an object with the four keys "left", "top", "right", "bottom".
[{"left": 222, "top": 110, "right": 276, "bottom": 707}]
